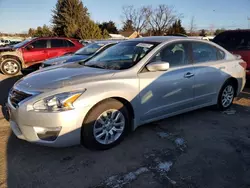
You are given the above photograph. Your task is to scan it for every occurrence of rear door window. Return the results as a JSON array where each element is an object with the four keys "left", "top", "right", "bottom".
[
  {"left": 192, "top": 42, "right": 218, "bottom": 63},
  {"left": 50, "top": 39, "right": 69, "bottom": 48}
]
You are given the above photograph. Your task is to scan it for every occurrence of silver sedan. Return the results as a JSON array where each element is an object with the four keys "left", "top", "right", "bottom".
[{"left": 8, "top": 36, "right": 246, "bottom": 149}]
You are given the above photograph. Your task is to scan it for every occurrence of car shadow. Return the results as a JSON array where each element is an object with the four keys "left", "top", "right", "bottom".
[{"left": 0, "top": 75, "right": 23, "bottom": 120}]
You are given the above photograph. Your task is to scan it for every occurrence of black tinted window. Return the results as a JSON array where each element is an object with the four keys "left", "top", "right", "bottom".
[
  {"left": 192, "top": 42, "right": 217, "bottom": 63},
  {"left": 65, "top": 40, "right": 75, "bottom": 47},
  {"left": 151, "top": 42, "right": 189, "bottom": 67},
  {"left": 214, "top": 32, "right": 250, "bottom": 50},
  {"left": 51, "top": 39, "right": 68, "bottom": 48},
  {"left": 31, "top": 40, "right": 47, "bottom": 48}
]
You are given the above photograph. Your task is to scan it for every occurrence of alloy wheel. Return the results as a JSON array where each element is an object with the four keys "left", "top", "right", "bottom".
[
  {"left": 3, "top": 61, "right": 19, "bottom": 75},
  {"left": 93, "top": 109, "right": 125, "bottom": 145},
  {"left": 221, "top": 85, "right": 234, "bottom": 108}
]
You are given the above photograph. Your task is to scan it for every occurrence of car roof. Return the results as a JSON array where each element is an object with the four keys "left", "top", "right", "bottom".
[
  {"left": 127, "top": 36, "right": 189, "bottom": 43},
  {"left": 93, "top": 40, "right": 124, "bottom": 44},
  {"left": 34, "top": 37, "right": 78, "bottom": 41},
  {"left": 219, "top": 29, "right": 250, "bottom": 34}
]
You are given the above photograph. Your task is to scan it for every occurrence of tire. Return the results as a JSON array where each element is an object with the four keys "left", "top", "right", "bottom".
[
  {"left": 0, "top": 58, "right": 21, "bottom": 75},
  {"left": 217, "top": 80, "right": 236, "bottom": 110},
  {"left": 82, "top": 99, "right": 130, "bottom": 150}
]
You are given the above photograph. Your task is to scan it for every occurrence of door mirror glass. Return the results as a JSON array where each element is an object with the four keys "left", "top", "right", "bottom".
[
  {"left": 26, "top": 45, "right": 34, "bottom": 50},
  {"left": 146, "top": 61, "right": 170, "bottom": 72}
]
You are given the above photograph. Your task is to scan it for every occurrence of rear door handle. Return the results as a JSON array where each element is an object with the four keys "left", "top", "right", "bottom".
[{"left": 184, "top": 72, "right": 194, "bottom": 78}]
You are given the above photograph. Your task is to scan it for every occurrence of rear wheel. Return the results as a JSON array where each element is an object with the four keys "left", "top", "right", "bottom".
[
  {"left": 82, "top": 99, "right": 130, "bottom": 150},
  {"left": 0, "top": 59, "right": 21, "bottom": 75},
  {"left": 217, "top": 81, "right": 236, "bottom": 110}
]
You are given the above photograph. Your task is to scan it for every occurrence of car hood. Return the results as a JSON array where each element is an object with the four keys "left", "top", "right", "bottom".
[
  {"left": 14, "top": 62, "right": 116, "bottom": 92},
  {"left": 0, "top": 46, "right": 15, "bottom": 52},
  {"left": 43, "top": 55, "right": 72, "bottom": 65},
  {"left": 65, "top": 54, "right": 90, "bottom": 63}
]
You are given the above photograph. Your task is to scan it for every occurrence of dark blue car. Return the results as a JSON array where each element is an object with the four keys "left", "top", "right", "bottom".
[{"left": 41, "top": 40, "right": 121, "bottom": 68}]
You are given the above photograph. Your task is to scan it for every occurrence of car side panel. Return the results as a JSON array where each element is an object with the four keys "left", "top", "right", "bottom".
[
  {"left": 192, "top": 61, "right": 228, "bottom": 106},
  {"left": 138, "top": 65, "right": 195, "bottom": 122}
]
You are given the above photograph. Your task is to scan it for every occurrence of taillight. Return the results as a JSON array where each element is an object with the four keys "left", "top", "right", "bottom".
[{"left": 239, "top": 61, "right": 247, "bottom": 70}]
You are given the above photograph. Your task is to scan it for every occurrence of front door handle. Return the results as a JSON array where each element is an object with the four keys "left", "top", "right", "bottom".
[{"left": 184, "top": 72, "right": 194, "bottom": 78}]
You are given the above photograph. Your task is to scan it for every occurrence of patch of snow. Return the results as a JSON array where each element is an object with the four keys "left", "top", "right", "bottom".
[
  {"left": 223, "top": 109, "right": 236, "bottom": 115},
  {"left": 175, "top": 138, "right": 185, "bottom": 146},
  {"left": 103, "top": 167, "right": 149, "bottom": 188},
  {"left": 157, "top": 132, "right": 169, "bottom": 138},
  {"left": 158, "top": 161, "right": 173, "bottom": 172}
]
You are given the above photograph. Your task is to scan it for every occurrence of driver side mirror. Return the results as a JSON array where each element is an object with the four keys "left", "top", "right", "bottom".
[
  {"left": 146, "top": 61, "right": 170, "bottom": 72},
  {"left": 26, "top": 45, "right": 34, "bottom": 50}
]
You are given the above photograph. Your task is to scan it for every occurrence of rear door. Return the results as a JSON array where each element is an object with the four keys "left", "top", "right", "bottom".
[
  {"left": 47, "top": 39, "right": 76, "bottom": 59},
  {"left": 22, "top": 39, "right": 49, "bottom": 66},
  {"left": 191, "top": 41, "right": 227, "bottom": 106}
]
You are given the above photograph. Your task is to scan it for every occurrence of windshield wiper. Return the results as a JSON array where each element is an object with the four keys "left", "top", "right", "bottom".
[{"left": 84, "top": 64, "right": 106, "bottom": 69}]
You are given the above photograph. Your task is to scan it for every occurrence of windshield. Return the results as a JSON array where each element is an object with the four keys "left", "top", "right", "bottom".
[
  {"left": 84, "top": 41, "right": 158, "bottom": 70},
  {"left": 13, "top": 38, "right": 33, "bottom": 48},
  {"left": 75, "top": 43, "right": 104, "bottom": 55}
]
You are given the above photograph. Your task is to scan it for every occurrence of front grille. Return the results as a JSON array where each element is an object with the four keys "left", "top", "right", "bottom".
[{"left": 9, "top": 89, "right": 32, "bottom": 108}]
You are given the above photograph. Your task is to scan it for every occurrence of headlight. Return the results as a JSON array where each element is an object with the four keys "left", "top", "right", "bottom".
[
  {"left": 33, "top": 91, "right": 84, "bottom": 112},
  {"left": 51, "top": 60, "right": 67, "bottom": 66}
]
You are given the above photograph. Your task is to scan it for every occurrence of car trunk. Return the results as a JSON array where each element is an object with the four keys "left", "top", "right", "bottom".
[{"left": 230, "top": 50, "right": 250, "bottom": 70}]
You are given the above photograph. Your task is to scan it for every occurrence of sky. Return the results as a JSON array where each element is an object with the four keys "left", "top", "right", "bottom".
[{"left": 0, "top": 0, "right": 250, "bottom": 33}]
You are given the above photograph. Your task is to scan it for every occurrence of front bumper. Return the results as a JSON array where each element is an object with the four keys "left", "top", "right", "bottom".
[{"left": 7, "top": 97, "right": 87, "bottom": 147}]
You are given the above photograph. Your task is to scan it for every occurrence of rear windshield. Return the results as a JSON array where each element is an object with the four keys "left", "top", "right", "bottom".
[
  {"left": 213, "top": 32, "right": 250, "bottom": 51},
  {"left": 75, "top": 43, "right": 104, "bottom": 55}
]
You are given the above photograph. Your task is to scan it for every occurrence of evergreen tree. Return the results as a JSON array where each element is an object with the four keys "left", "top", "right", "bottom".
[
  {"left": 28, "top": 28, "right": 35, "bottom": 37},
  {"left": 214, "top": 28, "right": 225, "bottom": 36},
  {"left": 52, "top": 0, "right": 103, "bottom": 39},
  {"left": 102, "top": 29, "right": 110, "bottom": 39},
  {"left": 78, "top": 20, "right": 103, "bottom": 39},
  {"left": 52, "top": 0, "right": 89, "bottom": 37},
  {"left": 168, "top": 19, "right": 187, "bottom": 35},
  {"left": 28, "top": 25, "right": 53, "bottom": 37},
  {"left": 121, "top": 20, "right": 134, "bottom": 32},
  {"left": 99, "top": 21, "right": 118, "bottom": 34},
  {"left": 199, "top": 29, "right": 207, "bottom": 37}
]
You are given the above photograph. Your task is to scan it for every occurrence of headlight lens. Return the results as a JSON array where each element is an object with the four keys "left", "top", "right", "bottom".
[{"left": 33, "top": 91, "right": 84, "bottom": 112}]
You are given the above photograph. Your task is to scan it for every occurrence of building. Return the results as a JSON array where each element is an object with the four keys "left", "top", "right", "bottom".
[{"left": 119, "top": 31, "right": 142, "bottom": 39}]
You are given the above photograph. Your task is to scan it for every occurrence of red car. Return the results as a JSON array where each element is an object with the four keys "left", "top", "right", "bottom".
[
  {"left": 0, "top": 37, "right": 83, "bottom": 75},
  {"left": 213, "top": 30, "right": 250, "bottom": 79}
]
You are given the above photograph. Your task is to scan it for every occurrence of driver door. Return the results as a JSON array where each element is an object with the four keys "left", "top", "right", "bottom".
[
  {"left": 22, "top": 39, "right": 49, "bottom": 67},
  {"left": 138, "top": 41, "right": 195, "bottom": 122}
]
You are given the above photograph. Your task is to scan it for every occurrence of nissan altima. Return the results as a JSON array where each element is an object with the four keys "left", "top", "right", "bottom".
[{"left": 7, "top": 36, "right": 246, "bottom": 149}]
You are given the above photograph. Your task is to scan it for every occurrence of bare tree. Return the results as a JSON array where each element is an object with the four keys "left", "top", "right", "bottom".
[
  {"left": 122, "top": 5, "right": 151, "bottom": 33},
  {"left": 147, "top": 5, "right": 178, "bottom": 36},
  {"left": 189, "top": 16, "right": 196, "bottom": 36}
]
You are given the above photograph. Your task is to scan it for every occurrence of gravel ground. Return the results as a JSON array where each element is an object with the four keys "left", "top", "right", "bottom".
[{"left": 0, "top": 73, "right": 250, "bottom": 188}]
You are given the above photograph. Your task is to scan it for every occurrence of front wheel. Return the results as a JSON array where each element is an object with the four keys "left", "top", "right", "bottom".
[
  {"left": 217, "top": 81, "right": 236, "bottom": 110},
  {"left": 82, "top": 99, "right": 130, "bottom": 150},
  {"left": 0, "top": 59, "right": 21, "bottom": 75}
]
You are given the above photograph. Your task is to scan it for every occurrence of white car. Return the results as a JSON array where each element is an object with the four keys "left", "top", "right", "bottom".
[{"left": 0, "top": 39, "right": 10, "bottom": 46}]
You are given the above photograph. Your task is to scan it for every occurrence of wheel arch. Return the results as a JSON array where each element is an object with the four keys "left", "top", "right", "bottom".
[
  {"left": 1, "top": 55, "right": 22, "bottom": 68},
  {"left": 80, "top": 97, "right": 135, "bottom": 143},
  {"left": 225, "top": 77, "right": 238, "bottom": 96}
]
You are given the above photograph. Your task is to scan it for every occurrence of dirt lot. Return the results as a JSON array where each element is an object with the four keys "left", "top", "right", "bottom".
[{"left": 0, "top": 73, "right": 250, "bottom": 188}]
